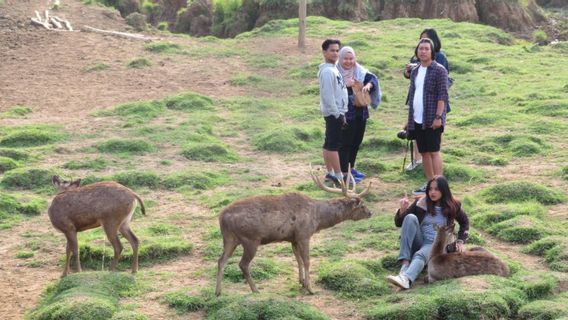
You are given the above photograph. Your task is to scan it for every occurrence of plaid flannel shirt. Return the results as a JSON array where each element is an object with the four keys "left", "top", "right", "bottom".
[{"left": 406, "top": 61, "right": 449, "bottom": 130}]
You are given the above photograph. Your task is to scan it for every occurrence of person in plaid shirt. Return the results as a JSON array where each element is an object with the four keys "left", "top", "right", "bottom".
[{"left": 405, "top": 38, "right": 449, "bottom": 195}]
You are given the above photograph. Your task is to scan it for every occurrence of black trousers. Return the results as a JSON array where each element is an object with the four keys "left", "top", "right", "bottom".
[{"left": 339, "top": 115, "right": 367, "bottom": 173}]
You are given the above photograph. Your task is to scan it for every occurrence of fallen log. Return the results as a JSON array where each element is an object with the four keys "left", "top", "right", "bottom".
[{"left": 82, "top": 25, "right": 152, "bottom": 41}]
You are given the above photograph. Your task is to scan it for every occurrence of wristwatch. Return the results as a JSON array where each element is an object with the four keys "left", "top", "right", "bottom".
[{"left": 434, "top": 114, "right": 443, "bottom": 120}]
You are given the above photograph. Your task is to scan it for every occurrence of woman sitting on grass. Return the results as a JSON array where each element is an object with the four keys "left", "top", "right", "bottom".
[{"left": 387, "top": 175, "right": 469, "bottom": 289}]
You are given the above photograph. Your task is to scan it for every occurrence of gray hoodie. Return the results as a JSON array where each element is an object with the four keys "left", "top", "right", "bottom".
[{"left": 318, "top": 63, "right": 348, "bottom": 118}]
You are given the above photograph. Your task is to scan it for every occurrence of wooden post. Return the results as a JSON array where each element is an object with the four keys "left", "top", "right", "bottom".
[{"left": 298, "top": 0, "right": 306, "bottom": 50}]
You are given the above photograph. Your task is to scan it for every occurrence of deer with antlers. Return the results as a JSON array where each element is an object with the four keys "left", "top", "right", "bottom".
[{"left": 215, "top": 167, "right": 372, "bottom": 296}]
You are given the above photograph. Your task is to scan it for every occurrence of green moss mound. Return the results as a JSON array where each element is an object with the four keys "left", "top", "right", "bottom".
[
  {"left": 27, "top": 272, "right": 140, "bottom": 320},
  {"left": 0, "top": 148, "right": 29, "bottom": 161},
  {"left": 223, "top": 258, "right": 282, "bottom": 283},
  {"left": 1, "top": 168, "right": 55, "bottom": 191},
  {"left": 0, "top": 193, "right": 44, "bottom": 218},
  {"left": 487, "top": 216, "right": 550, "bottom": 244},
  {"left": 0, "top": 129, "right": 62, "bottom": 147},
  {"left": 317, "top": 260, "right": 390, "bottom": 298},
  {"left": 470, "top": 202, "right": 545, "bottom": 230},
  {"left": 367, "top": 295, "right": 438, "bottom": 320},
  {"left": 518, "top": 293, "right": 568, "bottom": 320},
  {"left": 253, "top": 128, "right": 308, "bottom": 153},
  {"left": 96, "top": 139, "right": 155, "bottom": 155},
  {"left": 164, "top": 290, "right": 207, "bottom": 313},
  {"left": 163, "top": 92, "right": 213, "bottom": 111},
  {"left": 112, "top": 171, "right": 161, "bottom": 189},
  {"left": 0, "top": 156, "right": 19, "bottom": 173},
  {"left": 112, "top": 101, "right": 165, "bottom": 120},
  {"left": 510, "top": 139, "right": 543, "bottom": 157},
  {"left": 79, "top": 237, "right": 193, "bottom": 269},
  {"left": 181, "top": 143, "right": 238, "bottom": 162},
  {"left": 526, "top": 237, "right": 568, "bottom": 272},
  {"left": 162, "top": 170, "right": 229, "bottom": 190},
  {"left": 479, "top": 181, "right": 566, "bottom": 205},
  {"left": 443, "top": 163, "right": 485, "bottom": 182}
]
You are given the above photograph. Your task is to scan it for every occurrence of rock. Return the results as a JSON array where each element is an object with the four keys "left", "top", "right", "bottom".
[{"left": 126, "top": 12, "right": 147, "bottom": 31}]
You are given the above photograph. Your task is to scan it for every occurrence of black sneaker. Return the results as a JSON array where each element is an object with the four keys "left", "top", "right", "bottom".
[
  {"left": 325, "top": 173, "right": 341, "bottom": 186},
  {"left": 413, "top": 183, "right": 427, "bottom": 195}
]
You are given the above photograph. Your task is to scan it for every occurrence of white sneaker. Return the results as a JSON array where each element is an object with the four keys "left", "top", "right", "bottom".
[
  {"left": 405, "top": 160, "right": 422, "bottom": 171},
  {"left": 387, "top": 274, "right": 410, "bottom": 289}
]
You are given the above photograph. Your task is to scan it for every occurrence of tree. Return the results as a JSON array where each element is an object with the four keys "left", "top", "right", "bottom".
[{"left": 298, "top": 0, "right": 306, "bottom": 49}]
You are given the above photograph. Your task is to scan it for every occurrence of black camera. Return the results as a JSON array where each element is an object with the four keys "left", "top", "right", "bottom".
[{"left": 397, "top": 130, "right": 410, "bottom": 140}]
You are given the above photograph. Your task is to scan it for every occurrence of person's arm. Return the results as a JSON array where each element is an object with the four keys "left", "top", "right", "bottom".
[
  {"left": 432, "top": 67, "right": 448, "bottom": 129},
  {"left": 319, "top": 69, "right": 340, "bottom": 118},
  {"left": 456, "top": 206, "right": 470, "bottom": 242},
  {"left": 363, "top": 73, "right": 377, "bottom": 92}
]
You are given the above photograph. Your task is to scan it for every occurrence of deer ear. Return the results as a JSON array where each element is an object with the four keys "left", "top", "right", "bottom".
[
  {"left": 71, "top": 179, "right": 81, "bottom": 188},
  {"left": 52, "top": 175, "right": 61, "bottom": 187}
]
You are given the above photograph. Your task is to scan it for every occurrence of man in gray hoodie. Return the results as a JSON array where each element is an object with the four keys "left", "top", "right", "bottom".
[{"left": 318, "top": 39, "right": 348, "bottom": 184}]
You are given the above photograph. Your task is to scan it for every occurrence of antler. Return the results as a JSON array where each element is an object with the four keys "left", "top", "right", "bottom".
[{"left": 309, "top": 164, "right": 371, "bottom": 198}]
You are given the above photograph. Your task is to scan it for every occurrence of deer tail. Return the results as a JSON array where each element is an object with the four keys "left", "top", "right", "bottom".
[{"left": 133, "top": 193, "right": 146, "bottom": 215}]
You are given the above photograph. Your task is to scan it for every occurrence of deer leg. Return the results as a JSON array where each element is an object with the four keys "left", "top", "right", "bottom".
[
  {"left": 62, "top": 231, "right": 78, "bottom": 277},
  {"left": 119, "top": 223, "right": 140, "bottom": 274},
  {"left": 103, "top": 224, "right": 123, "bottom": 271},
  {"left": 239, "top": 240, "right": 259, "bottom": 293},
  {"left": 292, "top": 242, "right": 304, "bottom": 285},
  {"left": 296, "top": 239, "right": 313, "bottom": 294},
  {"left": 215, "top": 235, "right": 239, "bottom": 296}
]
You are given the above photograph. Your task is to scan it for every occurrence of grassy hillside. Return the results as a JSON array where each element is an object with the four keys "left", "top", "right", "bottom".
[{"left": 1, "top": 16, "right": 567, "bottom": 320}]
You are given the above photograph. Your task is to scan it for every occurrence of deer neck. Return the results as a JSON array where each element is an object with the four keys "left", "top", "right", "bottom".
[
  {"left": 431, "top": 229, "right": 448, "bottom": 258},
  {"left": 314, "top": 199, "right": 350, "bottom": 231}
]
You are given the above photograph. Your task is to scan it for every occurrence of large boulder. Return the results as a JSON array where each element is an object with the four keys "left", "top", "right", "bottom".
[{"left": 125, "top": 12, "right": 147, "bottom": 31}]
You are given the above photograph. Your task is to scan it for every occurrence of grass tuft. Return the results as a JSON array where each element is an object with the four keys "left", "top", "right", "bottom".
[
  {"left": 163, "top": 92, "right": 213, "bottom": 111},
  {"left": 96, "top": 139, "right": 155, "bottom": 155},
  {"left": 0, "top": 106, "right": 32, "bottom": 118},
  {"left": 479, "top": 181, "right": 566, "bottom": 205},
  {"left": 0, "top": 128, "right": 62, "bottom": 147},
  {"left": 127, "top": 58, "right": 152, "bottom": 69},
  {"left": 181, "top": 143, "right": 238, "bottom": 162},
  {"left": 1, "top": 168, "right": 55, "bottom": 191},
  {"left": 317, "top": 260, "right": 390, "bottom": 298},
  {"left": 0, "top": 156, "right": 19, "bottom": 173}
]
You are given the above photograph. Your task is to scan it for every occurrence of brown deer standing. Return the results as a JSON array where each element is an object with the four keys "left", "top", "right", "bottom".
[
  {"left": 215, "top": 169, "right": 372, "bottom": 296},
  {"left": 428, "top": 224, "right": 509, "bottom": 283},
  {"left": 48, "top": 176, "right": 145, "bottom": 277}
]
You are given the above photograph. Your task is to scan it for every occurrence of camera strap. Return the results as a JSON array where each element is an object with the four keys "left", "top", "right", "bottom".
[{"left": 401, "top": 140, "right": 414, "bottom": 173}]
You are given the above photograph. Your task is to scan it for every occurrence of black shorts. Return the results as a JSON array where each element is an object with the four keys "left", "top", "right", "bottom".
[
  {"left": 323, "top": 115, "right": 342, "bottom": 151},
  {"left": 414, "top": 121, "right": 444, "bottom": 153}
]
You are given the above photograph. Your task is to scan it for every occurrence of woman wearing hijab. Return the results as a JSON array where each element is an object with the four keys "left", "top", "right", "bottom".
[{"left": 336, "top": 46, "right": 381, "bottom": 182}]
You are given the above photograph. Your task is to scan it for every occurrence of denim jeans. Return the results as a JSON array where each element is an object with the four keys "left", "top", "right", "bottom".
[{"left": 397, "top": 214, "right": 433, "bottom": 282}]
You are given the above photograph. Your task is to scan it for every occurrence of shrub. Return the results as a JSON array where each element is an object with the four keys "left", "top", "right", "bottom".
[
  {"left": 0, "top": 156, "right": 18, "bottom": 173},
  {"left": 127, "top": 58, "right": 152, "bottom": 68},
  {"left": 125, "top": 12, "right": 146, "bottom": 31},
  {"left": 1, "top": 168, "right": 55, "bottom": 191},
  {"left": 181, "top": 143, "right": 237, "bottom": 162},
  {"left": 317, "top": 260, "right": 389, "bottom": 298},
  {"left": 0, "top": 129, "right": 61, "bottom": 147},
  {"left": 479, "top": 181, "right": 566, "bottom": 205},
  {"left": 163, "top": 92, "right": 213, "bottom": 111},
  {"left": 96, "top": 139, "right": 155, "bottom": 155}
]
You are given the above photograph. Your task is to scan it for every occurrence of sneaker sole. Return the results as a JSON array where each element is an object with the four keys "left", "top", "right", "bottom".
[{"left": 387, "top": 277, "right": 409, "bottom": 289}]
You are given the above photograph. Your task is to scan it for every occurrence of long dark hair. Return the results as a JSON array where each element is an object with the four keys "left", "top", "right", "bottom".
[
  {"left": 414, "top": 38, "right": 436, "bottom": 61},
  {"left": 420, "top": 28, "right": 441, "bottom": 53},
  {"left": 426, "top": 176, "right": 460, "bottom": 221}
]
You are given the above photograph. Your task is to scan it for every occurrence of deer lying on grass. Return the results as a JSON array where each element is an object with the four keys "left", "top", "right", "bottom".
[
  {"left": 215, "top": 168, "right": 372, "bottom": 296},
  {"left": 428, "top": 224, "right": 509, "bottom": 283},
  {"left": 48, "top": 176, "right": 145, "bottom": 277}
]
